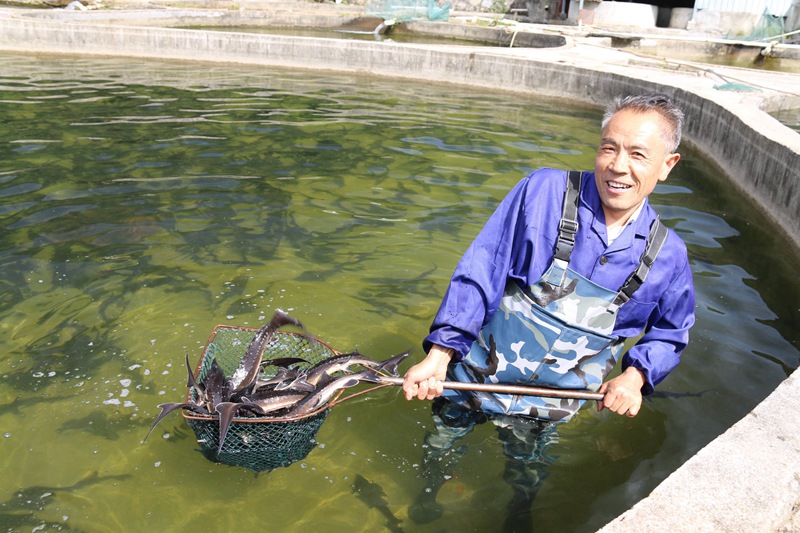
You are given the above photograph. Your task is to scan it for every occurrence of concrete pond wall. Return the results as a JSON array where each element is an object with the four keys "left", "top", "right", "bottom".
[{"left": 0, "top": 6, "right": 799, "bottom": 530}]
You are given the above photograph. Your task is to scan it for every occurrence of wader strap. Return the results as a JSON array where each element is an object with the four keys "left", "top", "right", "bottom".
[
  {"left": 614, "top": 217, "right": 669, "bottom": 305},
  {"left": 553, "top": 170, "right": 582, "bottom": 263}
]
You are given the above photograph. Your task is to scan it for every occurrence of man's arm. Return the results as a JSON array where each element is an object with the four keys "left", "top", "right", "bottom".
[{"left": 600, "top": 244, "right": 695, "bottom": 417}]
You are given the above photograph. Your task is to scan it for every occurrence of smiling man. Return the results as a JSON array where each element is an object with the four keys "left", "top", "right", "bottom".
[{"left": 401, "top": 94, "right": 695, "bottom": 526}]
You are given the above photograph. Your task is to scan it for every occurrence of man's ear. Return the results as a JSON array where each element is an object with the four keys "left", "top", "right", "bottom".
[{"left": 659, "top": 152, "right": 681, "bottom": 182}]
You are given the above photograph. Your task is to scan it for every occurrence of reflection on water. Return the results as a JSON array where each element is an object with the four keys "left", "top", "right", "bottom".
[{"left": 0, "top": 53, "right": 798, "bottom": 532}]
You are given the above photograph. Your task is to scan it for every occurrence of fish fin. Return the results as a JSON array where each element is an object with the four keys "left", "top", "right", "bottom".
[
  {"left": 269, "top": 308, "right": 305, "bottom": 333},
  {"left": 276, "top": 375, "right": 315, "bottom": 393},
  {"left": 358, "top": 369, "right": 384, "bottom": 385},
  {"left": 143, "top": 403, "right": 199, "bottom": 442}
]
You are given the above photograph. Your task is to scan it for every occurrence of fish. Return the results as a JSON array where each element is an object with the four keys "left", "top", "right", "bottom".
[
  {"left": 215, "top": 401, "right": 261, "bottom": 454},
  {"left": 146, "top": 309, "right": 413, "bottom": 461},
  {"left": 303, "top": 350, "right": 409, "bottom": 387},
  {"left": 280, "top": 369, "right": 383, "bottom": 419},
  {"left": 228, "top": 309, "right": 305, "bottom": 393},
  {"left": 352, "top": 474, "right": 404, "bottom": 533},
  {"left": 647, "top": 389, "right": 712, "bottom": 400},
  {"left": 242, "top": 389, "right": 310, "bottom": 414},
  {"left": 203, "top": 358, "right": 230, "bottom": 414},
  {"left": 145, "top": 310, "right": 305, "bottom": 442},
  {"left": 185, "top": 353, "right": 205, "bottom": 401},
  {"left": 253, "top": 366, "right": 312, "bottom": 392},
  {"left": 260, "top": 357, "right": 308, "bottom": 370}
]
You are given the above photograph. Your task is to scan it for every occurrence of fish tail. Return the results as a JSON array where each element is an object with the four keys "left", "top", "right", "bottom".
[
  {"left": 143, "top": 403, "right": 197, "bottom": 443},
  {"left": 376, "top": 351, "right": 410, "bottom": 377}
]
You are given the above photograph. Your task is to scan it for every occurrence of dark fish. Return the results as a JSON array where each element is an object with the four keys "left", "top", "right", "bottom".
[
  {"left": 143, "top": 402, "right": 209, "bottom": 442},
  {"left": 260, "top": 357, "right": 308, "bottom": 370},
  {"left": 647, "top": 389, "right": 712, "bottom": 400},
  {"left": 203, "top": 358, "right": 230, "bottom": 414},
  {"left": 229, "top": 309, "right": 305, "bottom": 393},
  {"left": 254, "top": 367, "right": 312, "bottom": 392},
  {"left": 303, "top": 350, "right": 409, "bottom": 387},
  {"left": 215, "top": 401, "right": 261, "bottom": 454},
  {"left": 0, "top": 471, "right": 130, "bottom": 523},
  {"left": 242, "top": 390, "right": 310, "bottom": 415},
  {"left": 352, "top": 474, "right": 404, "bottom": 533},
  {"left": 280, "top": 369, "right": 383, "bottom": 418},
  {"left": 185, "top": 353, "right": 205, "bottom": 401},
  {"left": 272, "top": 373, "right": 316, "bottom": 393}
]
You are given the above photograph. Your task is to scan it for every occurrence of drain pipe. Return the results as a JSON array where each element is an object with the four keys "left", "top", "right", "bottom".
[{"left": 374, "top": 18, "right": 396, "bottom": 36}]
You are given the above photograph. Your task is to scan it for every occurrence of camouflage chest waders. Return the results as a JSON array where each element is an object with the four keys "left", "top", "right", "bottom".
[{"left": 444, "top": 171, "right": 668, "bottom": 422}]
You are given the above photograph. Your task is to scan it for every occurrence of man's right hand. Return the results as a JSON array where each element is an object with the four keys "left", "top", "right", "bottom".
[{"left": 402, "top": 344, "right": 454, "bottom": 401}]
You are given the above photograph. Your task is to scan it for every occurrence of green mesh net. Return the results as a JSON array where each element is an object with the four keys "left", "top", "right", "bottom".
[
  {"left": 182, "top": 326, "right": 338, "bottom": 473},
  {"left": 364, "top": 0, "right": 452, "bottom": 22},
  {"left": 743, "top": 8, "right": 784, "bottom": 41}
]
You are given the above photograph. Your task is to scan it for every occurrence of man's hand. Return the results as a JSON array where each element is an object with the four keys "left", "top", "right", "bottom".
[
  {"left": 597, "top": 366, "right": 645, "bottom": 417},
  {"left": 402, "top": 344, "right": 453, "bottom": 401}
]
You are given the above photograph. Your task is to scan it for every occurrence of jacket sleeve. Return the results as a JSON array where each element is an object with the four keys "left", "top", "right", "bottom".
[
  {"left": 621, "top": 246, "right": 695, "bottom": 395},
  {"left": 423, "top": 172, "right": 555, "bottom": 359}
]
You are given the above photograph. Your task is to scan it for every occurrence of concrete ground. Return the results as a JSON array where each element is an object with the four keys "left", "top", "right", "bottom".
[{"left": 0, "top": 2, "right": 798, "bottom": 530}]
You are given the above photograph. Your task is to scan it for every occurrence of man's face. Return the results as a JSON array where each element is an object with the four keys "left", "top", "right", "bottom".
[{"left": 594, "top": 109, "right": 681, "bottom": 228}]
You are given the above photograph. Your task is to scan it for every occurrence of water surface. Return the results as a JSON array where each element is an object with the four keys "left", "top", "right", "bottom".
[{"left": 0, "top": 53, "right": 798, "bottom": 532}]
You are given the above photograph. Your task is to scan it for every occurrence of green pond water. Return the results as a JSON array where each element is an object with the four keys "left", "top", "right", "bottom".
[{"left": 0, "top": 53, "right": 799, "bottom": 532}]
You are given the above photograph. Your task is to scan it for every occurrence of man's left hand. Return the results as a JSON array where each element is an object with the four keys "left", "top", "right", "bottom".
[{"left": 597, "top": 367, "right": 645, "bottom": 417}]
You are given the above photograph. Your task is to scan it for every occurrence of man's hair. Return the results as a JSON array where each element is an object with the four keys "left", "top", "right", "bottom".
[{"left": 601, "top": 94, "right": 685, "bottom": 153}]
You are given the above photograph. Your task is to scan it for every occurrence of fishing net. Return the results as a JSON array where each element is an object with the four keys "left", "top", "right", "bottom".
[
  {"left": 364, "top": 0, "right": 451, "bottom": 22},
  {"left": 182, "top": 326, "right": 339, "bottom": 473},
  {"left": 745, "top": 8, "right": 784, "bottom": 41}
]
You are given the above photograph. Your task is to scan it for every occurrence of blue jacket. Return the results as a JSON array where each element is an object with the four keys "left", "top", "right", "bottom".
[{"left": 424, "top": 168, "right": 696, "bottom": 395}]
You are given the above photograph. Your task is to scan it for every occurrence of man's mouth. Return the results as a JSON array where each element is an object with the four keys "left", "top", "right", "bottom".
[{"left": 607, "top": 181, "right": 632, "bottom": 191}]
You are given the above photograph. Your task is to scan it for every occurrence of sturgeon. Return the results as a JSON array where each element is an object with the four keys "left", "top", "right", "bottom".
[
  {"left": 228, "top": 309, "right": 305, "bottom": 393},
  {"left": 302, "top": 350, "right": 409, "bottom": 387},
  {"left": 278, "top": 369, "right": 383, "bottom": 419}
]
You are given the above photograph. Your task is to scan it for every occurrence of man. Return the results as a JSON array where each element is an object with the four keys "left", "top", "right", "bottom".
[{"left": 401, "top": 94, "right": 695, "bottom": 525}]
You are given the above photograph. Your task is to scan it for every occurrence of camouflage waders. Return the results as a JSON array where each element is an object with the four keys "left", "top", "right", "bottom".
[{"left": 444, "top": 170, "right": 668, "bottom": 422}]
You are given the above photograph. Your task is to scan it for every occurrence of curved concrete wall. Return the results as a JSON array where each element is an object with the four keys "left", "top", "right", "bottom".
[{"left": 0, "top": 12, "right": 798, "bottom": 530}]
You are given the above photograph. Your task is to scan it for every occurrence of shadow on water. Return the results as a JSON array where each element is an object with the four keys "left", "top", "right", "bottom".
[{"left": 0, "top": 53, "right": 798, "bottom": 532}]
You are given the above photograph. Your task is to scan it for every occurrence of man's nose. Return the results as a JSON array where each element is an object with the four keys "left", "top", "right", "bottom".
[{"left": 609, "top": 151, "right": 630, "bottom": 172}]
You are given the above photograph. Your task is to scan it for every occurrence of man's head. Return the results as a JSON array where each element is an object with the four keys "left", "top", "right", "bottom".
[
  {"left": 602, "top": 94, "right": 684, "bottom": 153},
  {"left": 594, "top": 94, "right": 684, "bottom": 228}
]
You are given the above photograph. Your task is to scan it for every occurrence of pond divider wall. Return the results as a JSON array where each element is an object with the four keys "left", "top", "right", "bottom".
[{"left": 0, "top": 13, "right": 799, "bottom": 531}]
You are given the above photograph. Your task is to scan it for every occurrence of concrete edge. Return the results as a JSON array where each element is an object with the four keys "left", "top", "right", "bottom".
[{"left": 0, "top": 11, "right": 797, "bottom": 530}]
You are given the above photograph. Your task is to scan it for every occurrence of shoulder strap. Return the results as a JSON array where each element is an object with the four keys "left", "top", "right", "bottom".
[
  {"left": 614, "top": 218, "right": 669, "bottom": 305},
  {"left": 553, "top": 170, "right": 582, "bottom": 263}
]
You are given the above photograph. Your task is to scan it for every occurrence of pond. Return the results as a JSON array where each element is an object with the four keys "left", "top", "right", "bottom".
[{"left": 0, "top": 53, "right": 798, "bottom": 532}]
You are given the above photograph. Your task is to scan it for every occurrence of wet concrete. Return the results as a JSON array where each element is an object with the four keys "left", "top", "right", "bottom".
[{"left": 0, "top": 2, "right": 798, "bottom": 529}]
